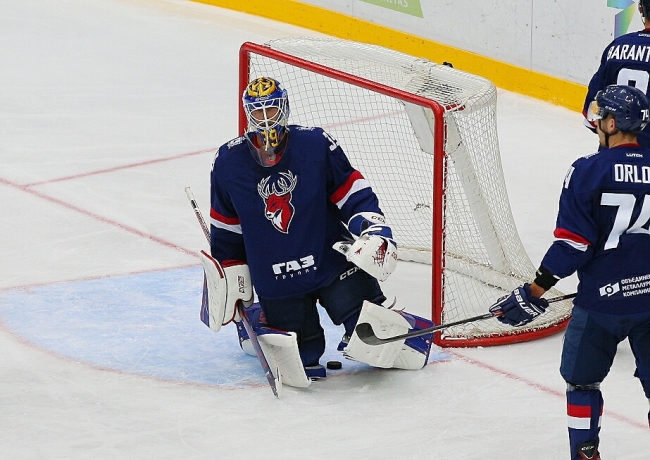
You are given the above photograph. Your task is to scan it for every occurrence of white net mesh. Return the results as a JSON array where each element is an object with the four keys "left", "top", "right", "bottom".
[{"left": 244, "top": 37, "right": 572, "bottom": 344}]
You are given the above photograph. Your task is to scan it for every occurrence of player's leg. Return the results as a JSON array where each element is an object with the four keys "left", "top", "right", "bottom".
[
  {"left": 318, "top": 263, "right": 386, "bottom": 349},
  {"left": 319, "top": 264, "right": 434, "bottom": 369},
  {"left": 259, "top": 294, "right": 326, "bottom": 378},
  {"left": 560, "top": 306, "right": 622, "bottom": 460},
  {"left": 627, "top": 310, "right": 650, "bottom": 428}
]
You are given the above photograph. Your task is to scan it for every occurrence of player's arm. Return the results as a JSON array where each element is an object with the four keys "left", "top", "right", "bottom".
[
  {"left": 540, "top": 162, "right": 597, "bottom": 279},
  {"left": 200, "top": 158, "right": 253, "bottom": 332},
  {"left": 490, "top": 162, "right": 595, "bottom": 326},
  {"left": 323, "top": 131, "right": 397, "bottom": 281}
]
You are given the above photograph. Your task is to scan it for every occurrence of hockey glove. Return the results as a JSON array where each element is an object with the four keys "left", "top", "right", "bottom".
[
  {"left": 489, "top": 283, "right": 548, "bottom": 327},
  {"left": 347, "top": 212, "right": 390, "bottom": 238},
  {"left": 334, "top": 213, "right": 397, "bottom": 282}
]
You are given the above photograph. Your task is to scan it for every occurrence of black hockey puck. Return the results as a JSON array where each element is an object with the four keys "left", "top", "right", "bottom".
[{"left": 326, "top": 360, "right": 342, "bottom": 370}]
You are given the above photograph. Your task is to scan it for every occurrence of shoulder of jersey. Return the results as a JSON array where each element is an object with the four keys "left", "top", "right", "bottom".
[
  {"left": 216, "top": 135, "right": 248, "bottom": 159},
  {"left": 212, "top": 136, "right": 249, "bottom": 171},
  {"left": 223, "top": 135, "right": 247, "bottom": 151},
  {"left": 289, "top": 125, "right": 324, "bottom": 136},
  {"left": 613, "top": 30, "right": 650, "bottom": 44},
  {"left": 579, "top": 151, "right": 601, "bottom": 161},
  {"left": 574, "top": 148, "right": 630, "bottom": 172}
]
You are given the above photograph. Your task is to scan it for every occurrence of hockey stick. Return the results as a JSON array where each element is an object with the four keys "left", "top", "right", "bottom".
[
  {"left": 184, "top": 187, "right": 210, "bottom": 243},
  {"left": 238, "top": 303, "right": 282, "bottom": 398},
  {"left": 355, "top": 292, "right": 577, "bottom": 346},
  {"left": 184, "top": 186, "right": 281, "bottom": 398}
]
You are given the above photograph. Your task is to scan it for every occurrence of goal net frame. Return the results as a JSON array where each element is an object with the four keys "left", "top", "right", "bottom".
[{"left": 238, "top": 39, "right": 571, "bottom": 347}]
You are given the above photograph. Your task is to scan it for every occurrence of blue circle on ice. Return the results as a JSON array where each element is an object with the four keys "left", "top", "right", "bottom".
[{"left": 0, "top": 266, "right": 447, "bottom": 386}]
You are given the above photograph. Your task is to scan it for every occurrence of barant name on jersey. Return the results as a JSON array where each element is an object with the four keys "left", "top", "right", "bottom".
[{"left": 584, "top": 30, "right": 650, "bottom": 145}]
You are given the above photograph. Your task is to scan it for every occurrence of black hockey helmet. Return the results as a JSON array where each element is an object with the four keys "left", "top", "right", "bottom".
[
  {"left": 588, "top": 85, "right": 650, "bottom": 133},
  {"left": 642, "top": 0, "right": 650, "bottom": 19}
]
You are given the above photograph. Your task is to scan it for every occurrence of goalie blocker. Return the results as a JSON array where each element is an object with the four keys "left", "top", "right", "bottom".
[{"left": 199, "top": 250, "right": 253, "bottom": 332}]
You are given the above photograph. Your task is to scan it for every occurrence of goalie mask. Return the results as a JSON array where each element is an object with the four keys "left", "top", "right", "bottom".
[{"left": 243, "top": 77, "right": 290, "bottom": 167}]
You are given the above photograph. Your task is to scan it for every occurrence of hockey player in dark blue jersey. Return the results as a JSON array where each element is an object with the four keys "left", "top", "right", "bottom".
[
  {"left": 491, "top": 85, "right": 650, "bottom": 460},
  {"left": 198, "top": 77, "right": 434, "bottom": 385},
  {"left": 583, "top": 0, "right": 650, "bottom": 147}
]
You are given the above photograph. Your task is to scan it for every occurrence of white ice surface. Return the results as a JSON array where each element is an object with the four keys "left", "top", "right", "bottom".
[{"left": 1, "top": 0, "right": 648, "bottom": 459}]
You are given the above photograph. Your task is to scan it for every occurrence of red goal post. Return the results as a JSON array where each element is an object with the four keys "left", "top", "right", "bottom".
[{"left": 238, "top": 38, "right": 572, "bottom": 347}]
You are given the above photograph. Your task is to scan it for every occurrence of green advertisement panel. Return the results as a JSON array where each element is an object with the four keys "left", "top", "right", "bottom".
[{"left": 359, "top": 0, "right": 423, "bottom": 18}]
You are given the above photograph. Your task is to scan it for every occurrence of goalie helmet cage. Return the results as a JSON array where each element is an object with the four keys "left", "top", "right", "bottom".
[{"left": 238, "top": 38, "right": 572, "bottom": 347}]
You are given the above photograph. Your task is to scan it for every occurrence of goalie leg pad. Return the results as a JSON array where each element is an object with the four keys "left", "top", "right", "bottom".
[
  {"left": 343, "top": 301, "right": 411, "bottom": 368},
  {"left": 259, "top": 295, "right": 326, "bottom": 368},
  {"left": 257, "top": 331, "right": 311, "bottom": 388},
  {"left": 344, "top": 302, "right": 434, "bottom": 370},
  {"left": 393, "top": 312, "right": 434, "bottom": 370},
  {"left": 240, "top": 303, "right": 311, "bottom": 388}
]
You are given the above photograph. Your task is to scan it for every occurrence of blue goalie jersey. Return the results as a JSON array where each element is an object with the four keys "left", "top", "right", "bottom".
[
  {"left": 209, "top": 125, "right": 384, "bottom": 300},
  {"left": 541, "top": 144, "right": 650, "bottom": 314},
  {"left": 583, "top": 29, "right": 650, "bottom": 146}
]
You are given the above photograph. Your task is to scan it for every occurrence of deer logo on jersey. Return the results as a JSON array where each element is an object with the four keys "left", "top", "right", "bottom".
[{"left": 257, "top": 171, "right": 298, "bottom": 233}]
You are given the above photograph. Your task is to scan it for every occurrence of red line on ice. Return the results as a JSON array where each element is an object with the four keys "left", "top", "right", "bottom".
[{"left": 448, "top": 350, "right": 647, "bottom": 430}]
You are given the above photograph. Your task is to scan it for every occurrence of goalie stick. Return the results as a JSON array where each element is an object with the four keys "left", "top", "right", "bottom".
[
  {"left": 185, "top": 186, "right": 281, "bottom": 398},
  {"left": 237, "top": 302, "right": 282, "bottom": 398},
  {"left": 355, "top": 292, "right": 577, "bottom": 346},
  {"left": 185, "top": 187, "right": 211, "bottom": 242}
]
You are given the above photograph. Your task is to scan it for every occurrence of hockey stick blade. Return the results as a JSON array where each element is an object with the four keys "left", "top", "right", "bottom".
[
  {"left": 355, "top": 313, "right": 494, "bottom": 345},
  {"left": 355, "top": 292, "right": 577, "bottom": 346}
]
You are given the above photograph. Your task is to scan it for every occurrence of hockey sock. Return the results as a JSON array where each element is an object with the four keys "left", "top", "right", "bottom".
[{"left": 566, "top": 385, "right": 603, "bottom": 460}]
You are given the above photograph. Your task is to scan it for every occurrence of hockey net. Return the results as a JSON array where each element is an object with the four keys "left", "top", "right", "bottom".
[{"left": 239, "top": 37, "right": 572, "bottom": 347}]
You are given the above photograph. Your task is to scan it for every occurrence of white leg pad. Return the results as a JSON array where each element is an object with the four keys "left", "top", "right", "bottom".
[
  {"left": 257, "top": 331, "right": 311, "bottom": 388},
  {"left": 344, "top": 301, "right": 411, "bottom": 368},
  {"left": 393, "top": 345, "right": 428, "bottom": 370},
  {"left": 241, "top": 340, "right": 256, "bottom": 357}
]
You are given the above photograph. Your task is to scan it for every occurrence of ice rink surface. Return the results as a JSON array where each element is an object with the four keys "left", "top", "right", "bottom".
[{"left": 1, "top": 0, "right": 648, "bottom": 458}]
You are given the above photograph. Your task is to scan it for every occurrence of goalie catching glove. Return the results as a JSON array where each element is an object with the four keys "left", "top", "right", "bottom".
[
  {"left": 333, "top": 212, "right": 397, "bottom": 282},
  {"left": 489, "top": 283, "right": 549, "bottom": 327},
  {"left": 199, "top": 251, "right": 253, "bottom": 333}
]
